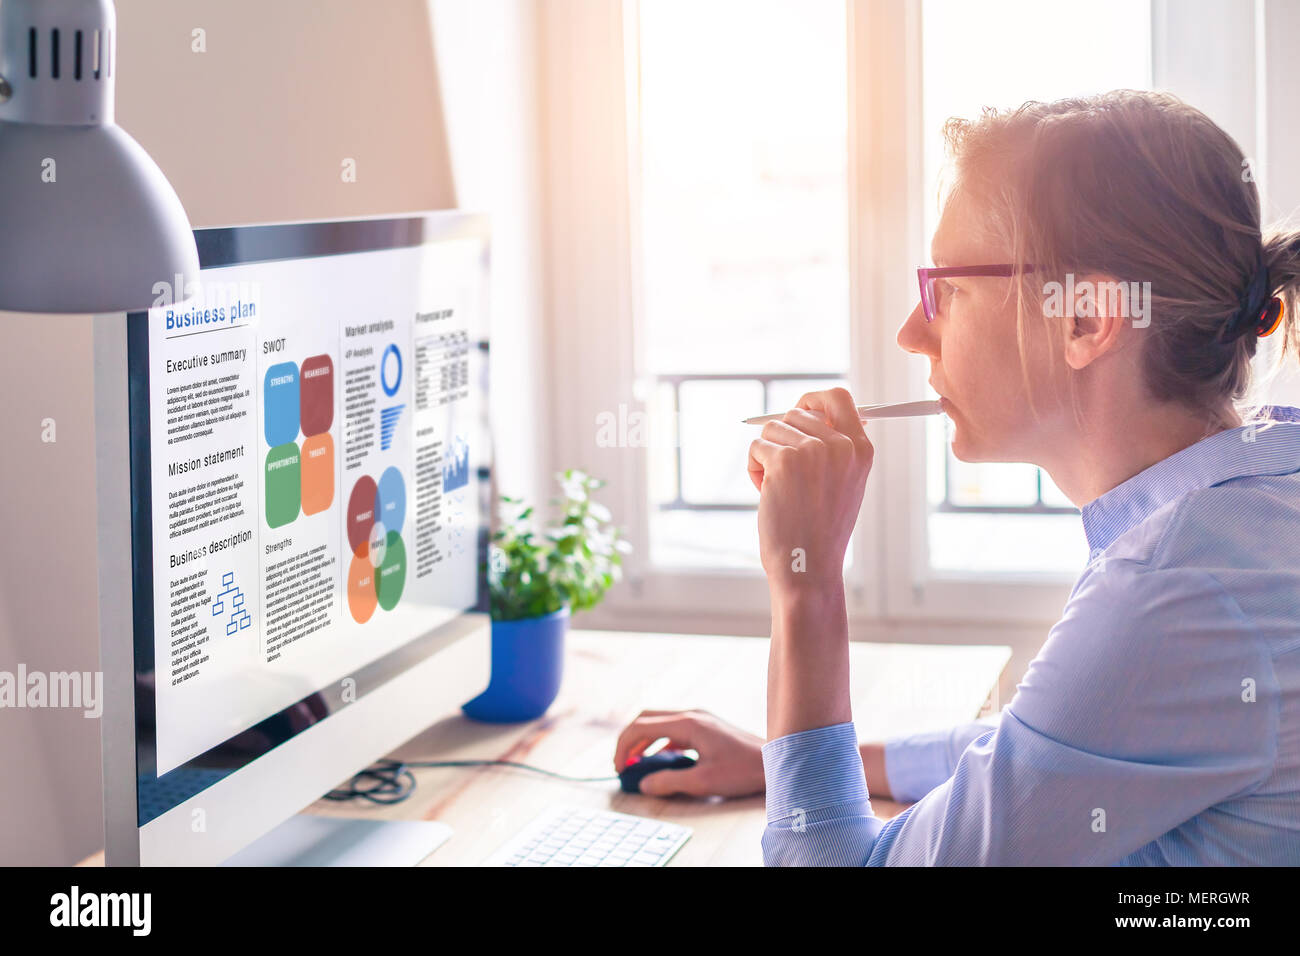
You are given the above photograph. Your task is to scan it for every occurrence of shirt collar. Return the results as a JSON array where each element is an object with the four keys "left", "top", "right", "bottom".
[{"left": 1080, "top": 405, "right": 1300, "bottom": 554}]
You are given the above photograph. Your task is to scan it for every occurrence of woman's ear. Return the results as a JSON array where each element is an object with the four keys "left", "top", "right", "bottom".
[{"left": 1061, "top": 272, "right": 1133, "bottom": 370}]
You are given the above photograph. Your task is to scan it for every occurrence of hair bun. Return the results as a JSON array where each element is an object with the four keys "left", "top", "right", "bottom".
[{"left": 1221, "top": 258, "right": 1272, "bottom": 343}]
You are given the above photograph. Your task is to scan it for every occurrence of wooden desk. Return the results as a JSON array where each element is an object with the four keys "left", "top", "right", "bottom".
[
  {"left": 311, "top": 630, "right": 1009, "bottom": 866},
  {"left": 82, "top": 630, "right": 1010, "bottom": 867}
]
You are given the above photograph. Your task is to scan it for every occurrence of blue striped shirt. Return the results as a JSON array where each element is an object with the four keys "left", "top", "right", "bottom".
[{"left": 762, "top": 406, "right": 1300, "bottom": 865}]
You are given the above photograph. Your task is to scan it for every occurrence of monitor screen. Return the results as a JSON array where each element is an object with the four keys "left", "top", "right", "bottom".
[{"left": 125, "top": 215, "right": 489, "bottom": 822}]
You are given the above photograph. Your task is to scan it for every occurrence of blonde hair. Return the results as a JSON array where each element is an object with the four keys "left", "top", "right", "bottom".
[{"left": 941, "top": 89, "right": 1300, "bottom": 428}]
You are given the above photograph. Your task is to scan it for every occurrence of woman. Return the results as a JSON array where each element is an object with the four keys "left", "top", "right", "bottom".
[{"left": 613, "top": 90, "right": 1300, "bottom": 865}]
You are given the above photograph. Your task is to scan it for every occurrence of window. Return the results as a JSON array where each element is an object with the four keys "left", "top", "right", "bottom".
[
  {"left": 633, "top": 0, "right": 850, "bottom": 571},
  {"left": 629, "top": 0, "right": 1155, "bottom": 578}
]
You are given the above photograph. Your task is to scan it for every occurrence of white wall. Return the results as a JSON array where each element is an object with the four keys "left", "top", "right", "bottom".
[
  {"left": 0, "top": 0, "right": 546, "bottom": 865},
  {"left": 115, "top": 0, "right": 456, "bottom": 225},
  {"left": 0, "top": 319, "right": 103, "bottom": 866}
]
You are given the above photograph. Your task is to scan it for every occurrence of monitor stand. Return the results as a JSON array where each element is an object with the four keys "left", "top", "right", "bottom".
[{"left": 221, "top": 814, "right": 453, "bottom": 866}]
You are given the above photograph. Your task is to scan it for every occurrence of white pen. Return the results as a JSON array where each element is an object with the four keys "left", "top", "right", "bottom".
[{"left": 742, "top": 399, "right": 944, "bottom": 425}]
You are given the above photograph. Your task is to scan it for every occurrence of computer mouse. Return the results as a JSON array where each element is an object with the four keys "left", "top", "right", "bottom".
[{"left": 619, "top": 750, "right": 697, "bottom": 794}]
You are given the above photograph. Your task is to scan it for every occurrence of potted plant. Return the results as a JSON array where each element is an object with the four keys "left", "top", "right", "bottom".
[{"left": 462, "top": 469, "right": 631, "bottom": 722}]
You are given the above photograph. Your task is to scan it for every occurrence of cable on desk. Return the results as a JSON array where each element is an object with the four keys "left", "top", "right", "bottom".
[{"left": 323, "top": 758, "right": 620, "bottom": 805}]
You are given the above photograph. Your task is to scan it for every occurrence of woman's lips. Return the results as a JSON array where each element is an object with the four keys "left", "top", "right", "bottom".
[{"left": 929, "top": 379, "right": 952, "bottom": 414}]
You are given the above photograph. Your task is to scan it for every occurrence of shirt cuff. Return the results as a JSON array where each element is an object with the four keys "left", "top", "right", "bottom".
[
  {"left": 883, "top": 716, "right": 1000, "bottom": 803},
  {"left": 762, "top": 721, "right": 871, "bottom": 825},
  {"left": 883, "top": 733, "right": 955, "bottom": 803}
]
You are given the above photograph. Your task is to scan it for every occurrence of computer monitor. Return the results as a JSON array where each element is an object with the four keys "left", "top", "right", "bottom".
[{"left": 93, "top": 212, "right": 492, "bottom": 865}]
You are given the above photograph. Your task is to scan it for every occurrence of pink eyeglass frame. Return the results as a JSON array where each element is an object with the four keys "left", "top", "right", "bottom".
[{"left": 918, "top": 264, "right": 1036, "bottom": 321}]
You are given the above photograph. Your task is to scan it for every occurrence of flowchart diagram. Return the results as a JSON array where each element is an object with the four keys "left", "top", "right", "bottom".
[{"left": 211, "top": 572, "right": 252, "bottom": 635}]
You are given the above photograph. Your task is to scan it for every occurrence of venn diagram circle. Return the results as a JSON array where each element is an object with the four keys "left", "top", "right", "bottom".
[{"left": 346, "top": 466, "right": 407, "bottom": 623}]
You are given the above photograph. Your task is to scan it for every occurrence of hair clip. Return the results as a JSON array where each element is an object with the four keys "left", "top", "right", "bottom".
[{"left": 1258, "top": 296, "right": 1284, "bottom": 337}]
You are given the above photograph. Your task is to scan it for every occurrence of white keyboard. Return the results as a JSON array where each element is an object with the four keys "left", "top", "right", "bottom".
[{"left": 483, "top": 805, "right": 692, "bottom": 867}]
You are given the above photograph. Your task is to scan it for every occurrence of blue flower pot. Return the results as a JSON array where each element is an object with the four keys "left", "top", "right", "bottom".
[{"left": 461, "top": 606, "right": 569, "bottom": 723}]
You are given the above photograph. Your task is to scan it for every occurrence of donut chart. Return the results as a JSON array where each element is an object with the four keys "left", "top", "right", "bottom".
[{"left": 346, "top": 466, "right": 407, "bottom": 623}]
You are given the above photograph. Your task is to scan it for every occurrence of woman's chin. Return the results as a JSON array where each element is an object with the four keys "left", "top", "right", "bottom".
[
  {"left": 945, "top": 408, "right": 987, "bottom": 462},
  {"left": 950, "top": 424, "right": 1010, "bottom": 464},
  {"left": 949, "top": 433, "right": 978, "bottom": 462}
]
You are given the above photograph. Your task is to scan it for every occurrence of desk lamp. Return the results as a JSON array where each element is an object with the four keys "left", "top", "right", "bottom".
[{"left": 0, "top": 0, "right": 197, "bottom": 312}]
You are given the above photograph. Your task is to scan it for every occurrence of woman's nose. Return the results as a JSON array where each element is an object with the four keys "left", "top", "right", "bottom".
[{"left": 897, "top": 300, "right": 937, "bottom": 357}]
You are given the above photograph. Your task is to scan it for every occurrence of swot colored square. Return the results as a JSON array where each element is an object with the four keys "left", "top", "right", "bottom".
[
  {"left": 264, "top": 362, "right": 300, "bottom": 446},
  {"left": 300, "top": 433, "right": 334, "bottom": 516},
  {"left": 265, "top": 443, "right": 301, "bottom": 528},
  {"left": 299, "top": 354, "right": 334, "bottom": 437}
]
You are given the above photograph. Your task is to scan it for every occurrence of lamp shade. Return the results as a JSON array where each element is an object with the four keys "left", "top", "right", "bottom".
[{"left": 0, "top": 0, "right": 197, "bottom": 313}]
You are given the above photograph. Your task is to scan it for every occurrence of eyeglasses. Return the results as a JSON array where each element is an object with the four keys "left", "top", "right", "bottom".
[{"left": 917, "top": 264, "right": 1035, "bottom": 322}]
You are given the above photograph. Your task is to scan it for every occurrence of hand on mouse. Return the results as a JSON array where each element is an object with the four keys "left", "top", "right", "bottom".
[{"left": 613, "top": 709, "right": 765, "bottom": 798}]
